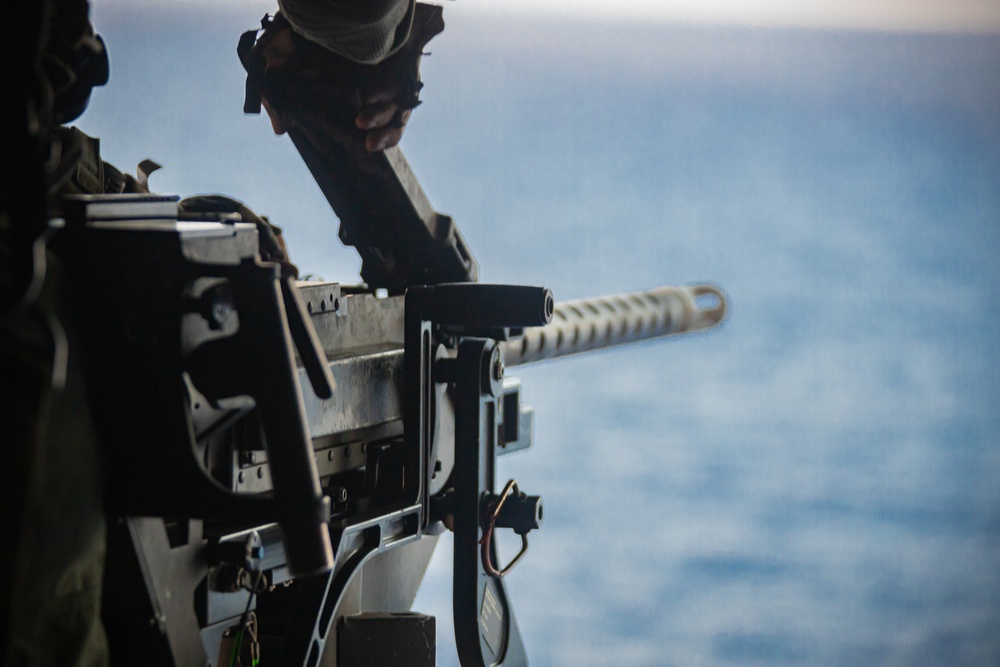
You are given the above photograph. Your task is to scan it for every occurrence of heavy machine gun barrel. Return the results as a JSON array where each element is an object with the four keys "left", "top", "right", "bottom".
[{"left": 501, "top": 284, "right": 726, "bottom": 367}]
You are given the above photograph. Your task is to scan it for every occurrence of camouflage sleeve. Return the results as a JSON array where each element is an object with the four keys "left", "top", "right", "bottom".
[{"left": 276, "top": 0, "right": 415, "bottom": 65}]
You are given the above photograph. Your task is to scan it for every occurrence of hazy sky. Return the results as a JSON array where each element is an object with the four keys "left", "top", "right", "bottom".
[
  {"left": 487, "top": 0, "right": 1000, "bottom": 32},
  {"left": 135, "top": 0, "right": 1000, "bottom": 33}
]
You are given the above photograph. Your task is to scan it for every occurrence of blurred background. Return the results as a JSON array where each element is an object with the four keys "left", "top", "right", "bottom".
[{"left": 82, "top": 1, "right": 1000, "bottom": 664}]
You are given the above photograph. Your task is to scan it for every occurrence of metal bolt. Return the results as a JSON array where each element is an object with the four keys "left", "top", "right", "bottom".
[
  {"left": 211, "top": 300, "right": 231, "bottom": 326},
  {"left": 492, "top": 357, "right": 505, "bottom": 382}
]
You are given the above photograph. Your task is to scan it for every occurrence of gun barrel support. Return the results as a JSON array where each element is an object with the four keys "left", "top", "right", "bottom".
[{"left": 501, "top": 283, "right": 727, "bottom": 366}]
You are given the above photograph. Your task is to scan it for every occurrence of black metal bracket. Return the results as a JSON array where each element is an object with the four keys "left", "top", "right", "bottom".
[
  {"left": 449, "top": 338, "right": 529, "bottom": 667},
  {"left": 404, "top": 283, "right": 552, "bottom": 667}
]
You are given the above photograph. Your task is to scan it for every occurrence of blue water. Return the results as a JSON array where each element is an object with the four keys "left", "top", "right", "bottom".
[{"left": 82, "top": 5, "right": 1000, "bottom": 665}]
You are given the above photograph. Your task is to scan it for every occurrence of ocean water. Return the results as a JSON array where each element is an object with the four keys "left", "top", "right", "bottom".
[{"left": 82, "top": 4, "right": 1000, "bottom": 665}]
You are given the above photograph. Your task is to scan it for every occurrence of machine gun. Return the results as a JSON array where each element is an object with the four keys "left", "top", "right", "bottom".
[
  {"left": 2, "top": 4, "right": 726, "bottom": 665},
  {"left": 49, "top": 50, "right": 726, "bottom": 663},
  {"left": 54, "top": 173, "right": 724, "bottom": 667}
]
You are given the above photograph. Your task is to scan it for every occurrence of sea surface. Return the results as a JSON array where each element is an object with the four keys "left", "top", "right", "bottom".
[{"left": 83, "top": 3, "right": 1000, "bottom": 665}]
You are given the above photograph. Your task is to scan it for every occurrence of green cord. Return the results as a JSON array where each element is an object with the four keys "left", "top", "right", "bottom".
[
  {"left": 230, "top": 569, "right": 263, "bottom": 667},
  {"left": 229, "top": 628, "right": 245, "bottom": 667}
]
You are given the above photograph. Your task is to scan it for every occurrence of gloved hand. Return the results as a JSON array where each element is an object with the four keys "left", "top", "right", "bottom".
[{"left": 239, "top": 5, "right": 443, "bottom": 153}]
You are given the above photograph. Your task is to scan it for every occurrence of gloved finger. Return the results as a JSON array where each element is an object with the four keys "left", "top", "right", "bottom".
[
  {"left": 356, "top": 101, "right": 402, "bottom": 130},
  {"left": 361, "top": 84, "right": 403, "bottom": 106},
  {"left": 262, "top": 97, "right": 287, "bottom": 135},
  {"left": 365, "top": 124, "right": 405, "bottom": 152}
]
